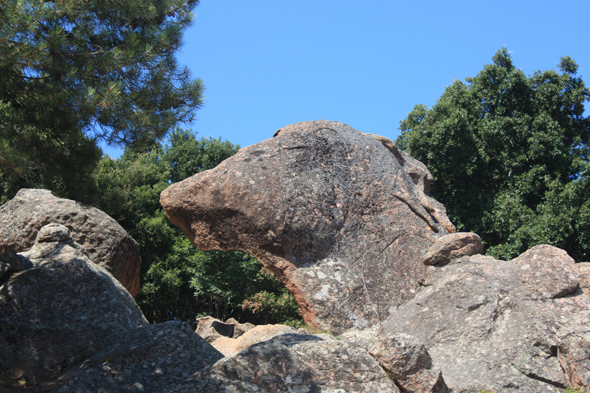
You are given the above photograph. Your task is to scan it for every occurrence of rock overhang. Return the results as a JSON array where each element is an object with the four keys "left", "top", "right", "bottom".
[{"left": 161, "top": 120, "right": 455, "bottom": 333}]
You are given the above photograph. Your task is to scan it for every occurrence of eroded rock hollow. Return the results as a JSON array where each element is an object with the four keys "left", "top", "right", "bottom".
[{"left": 161, "top": 120, "right": 455, "bottom": 333}]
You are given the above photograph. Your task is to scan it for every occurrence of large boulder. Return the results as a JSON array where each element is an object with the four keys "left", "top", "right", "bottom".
[
  {"left": 161, "top": 120, "right": 455, "bottom": 333},
  {"left": 0, "top": 189, "right": 141, "bottom": 296},
  {"left": 340, "top": 327, "right": 450, "bottom": 393},
  {"left": 382, "top": 244, "right": 588, "bottom": 392},
  {"left": 0, "top": 224, "right": 148, "bottom": 387},
  {"left": 169, "top": 334, "right": 400, "bottom": 393}
]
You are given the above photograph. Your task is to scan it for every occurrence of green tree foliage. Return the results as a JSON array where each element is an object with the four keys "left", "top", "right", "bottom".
[
  {"left": 92, "top": 129, "right": 303, "bottom": 327},
  {"left": 397, "top": 49, "right": 590, "bottom": 261},
  {"left": 0, "top": 0, "right": 203, "bottom": 203},
  {"left": 141, "top": 237, "right": 301, "bottom": 326}
]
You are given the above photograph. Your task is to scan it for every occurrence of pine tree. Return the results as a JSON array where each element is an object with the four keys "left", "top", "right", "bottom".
[{"left": 0, "top": 0, "right": 203, "bottom": 202}]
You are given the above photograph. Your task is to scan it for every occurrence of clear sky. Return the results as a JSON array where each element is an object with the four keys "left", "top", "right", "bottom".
[{"left": 102, "top": 0, "right": 590, "bottom": 157}]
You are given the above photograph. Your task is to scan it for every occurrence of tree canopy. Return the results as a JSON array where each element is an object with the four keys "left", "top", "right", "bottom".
[
  {"left": 0, "top": 0, "right": 203, "bottom": 202},
  {"left": 397, "top": 48, "right": 590, "bottom": 261}
]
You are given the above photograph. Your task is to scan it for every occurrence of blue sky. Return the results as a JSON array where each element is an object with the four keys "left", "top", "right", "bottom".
[{"left": 103, "top": 0, "right": 590, "bottom": 157}]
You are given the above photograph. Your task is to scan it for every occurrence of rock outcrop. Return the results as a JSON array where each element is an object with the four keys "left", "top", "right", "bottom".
[
  {"left": 170, "top": 334, "right": 400, "bottom": 393},
  {"left": 340, "top": 327, "right": 450, "bottom": 393},
  {"left": 3, "top": 223, "right": 441, "bottom": 393},
  {"left": 367, "top": 334, "right": 449, "bottom": 393},
  {"left": 382, "top": 244, "right": 588, "bottom": 392},
  {"left": 161, "top": 120, "right": 455, "bottom": 333},
  {"left": 0, "top": 224, "right": 148, "bottom": 386},
  {"left": 556, "top": 309, "right": 590, "bottom": 392},
  {"left": 0, "top": 189, "right": 141, "bottom": 296},
  {"left": 56, "top": 321, "right": 223, "bottom": 393}
]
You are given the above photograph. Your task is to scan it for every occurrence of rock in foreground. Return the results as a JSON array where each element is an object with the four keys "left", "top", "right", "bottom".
[
  {"left": 0, "top": 224, "right": 148, "bottom": 386},
  {"left": 0, "top": 189, "right": 142, "bottom": 296},
  {"left": 383, "top": 244, "right": 587, "bottom": 392},
  {"left": 170, "top": 334, "right": 399, "bottom": 393},
  {"left": 57, "top": 321, "right": 223, "bottom": 393},
  {"left": 161, "top": 120, "right": 455, "bottom": 333}
]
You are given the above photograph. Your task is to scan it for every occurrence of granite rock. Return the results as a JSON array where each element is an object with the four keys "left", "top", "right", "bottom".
[
  {"left": 210, "top": 324, "right": 306, "bottom": 356},
  {"left": 169, "top": 334, "right": 399, "bottom": 393},
  {"left": 0, "top": 189, "right": 142, "bottom": 296},
  {"left": 57, "top": 321, "right": 223, "bottom": 393},
  {"left": 556, "top": 309, "right": 590, "bottom": 391},
  {"left": 367, "top": 333, "right": 450, "bottom": 393},
  {"left": 0, "top": 224, "right": 148, "bottom": 387},
  {"left": 161, "top": 120, "right": 455, "bottom": 334},
  {"left": 195, "top": 316, "right": 256, "bottom": 344},
  {"left": 340, "top": 326, "right": 449, "bottom": 393},
  {"left": 0, "top": 249, "right": 31, "bottom": 280},
  {"left": 383, "top": 244, "right": 585, "bottom": 392},
  {"left": 575, "top": 262, "right": 590, "bottom": 296},
  {"left": 225, "top": 318, "right": 255, "bottom": 339},
  {"left": 422, "top": 232, "right": 484, "bottom": 266}
]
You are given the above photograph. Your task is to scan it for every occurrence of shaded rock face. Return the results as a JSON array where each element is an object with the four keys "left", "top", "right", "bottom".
[
  {"left": 0, "top": 189, "right": 142, "bottom": 296},
  {"left": 57, "top": 321, "right": 223, "bottom": 393},
  {"left": 0, "top": 249, "right": 32, "bottom": 279},
  {"left": 383, "top": 244, "right": 587, "bottom": 393},
  {"left": 0, "top": 224, "right": 148, "bottom": 386},
  {"left": 170, "top": 334, "right": 400, "bottom": 393},
  {"left": 161, "top": 120, "right": 455, "bottom": 333}
]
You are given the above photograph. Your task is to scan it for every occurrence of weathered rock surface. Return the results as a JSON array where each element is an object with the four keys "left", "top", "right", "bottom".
[
  {"left": 363, "top": 133, "right": 434, "bottom": 195},
  {"left": 367, "top": 333, "right": 449, "bottom": 393},
  {"left": 575, "top": 262, "right": 590, "bottom": 296},
  {"left": 383, "top": 244, "right": 587, "bottom": 392},
  {"left": 422, "top": 232, "right": 483, "bottom": 266},
  {"left": 0, "top": 189, "right": 142, "bottom": 296},
  {"left": 195, "top": 316, "right": 233, "bottom": 343},
  {"left": 340, "top": 326, "right": 449, "bottom": 393},
  {"left": 57, "top": 321, "right": 223, "bottom": 393},
  {"left": 161, "top": 120, "right": 455, "bottom": 333},
  {"left": 0, "top": 224, "right": 148, "bottom": 386},
  {"left": 556, "top": 309, "right": 590, "bottom": 392},
  {"left": 170, "top": 334, "right": 400, "bottom": 393},
  {"left": 210, "top": 324, "right": 306, "bottom": 356},
  {"left": 0, "top": 249, "right": 31, "bottom": 280}
]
